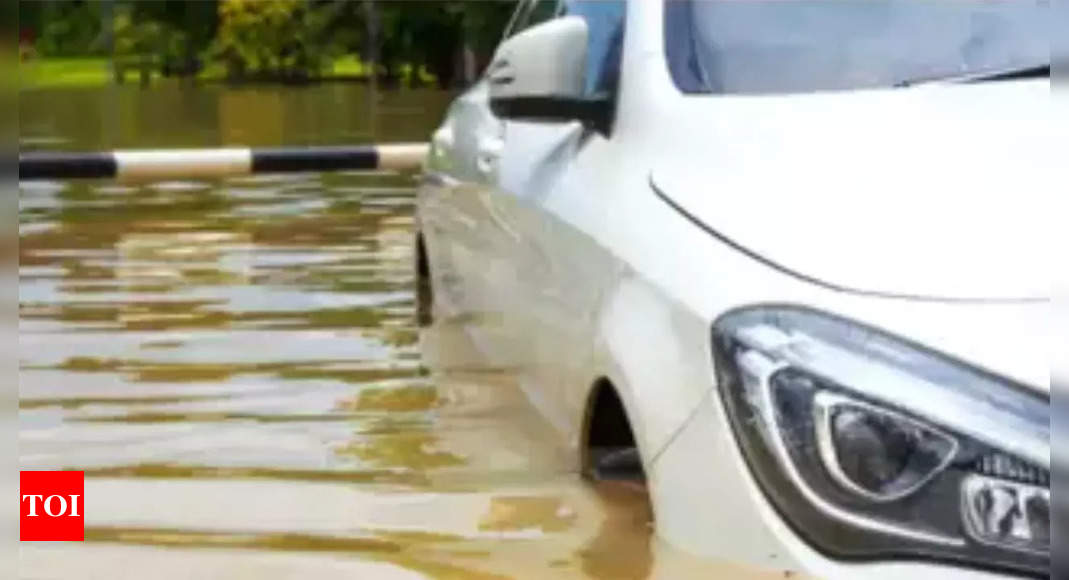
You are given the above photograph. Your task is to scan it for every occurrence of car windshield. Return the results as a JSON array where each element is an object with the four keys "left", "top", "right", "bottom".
[{"left": 664, "top": 0, "right": 1051, "bottom": 94}]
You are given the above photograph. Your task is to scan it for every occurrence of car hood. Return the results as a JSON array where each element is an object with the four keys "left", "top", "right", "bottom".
[{"left": 650, "top": 79, "right": 1052, "bottom": 301}]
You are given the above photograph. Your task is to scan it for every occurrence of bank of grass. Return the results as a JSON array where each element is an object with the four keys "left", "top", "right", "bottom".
[
  {"left": 332, "top": 56, "right": 437, "bottom": 84},
  {"left": 331, "top": 55, "right": 370, "bottom": 78},
  {"left": 20, "top": 57, "right": 112, "bottom": 88},
  {"left": 20, "top": 55, "right": 438, "bottom": 89}
]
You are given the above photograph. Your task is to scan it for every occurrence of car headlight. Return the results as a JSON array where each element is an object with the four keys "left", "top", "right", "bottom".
[{"left": 712, "top": 307, "right": 1049, "bottom": 577}]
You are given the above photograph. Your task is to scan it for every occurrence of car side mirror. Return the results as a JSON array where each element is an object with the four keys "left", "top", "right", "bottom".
[{"left": 488, "top": 16, "right": 610, "bottom": 132}]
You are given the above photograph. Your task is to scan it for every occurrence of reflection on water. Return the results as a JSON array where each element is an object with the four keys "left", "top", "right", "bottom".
[{"left": 19, "top": 84, "right": 769, "bottom": 579}]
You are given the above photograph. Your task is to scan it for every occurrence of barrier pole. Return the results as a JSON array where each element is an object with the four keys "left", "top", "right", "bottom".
[{"left": 18, "top": 143, "right": 429, "bottom": 182}]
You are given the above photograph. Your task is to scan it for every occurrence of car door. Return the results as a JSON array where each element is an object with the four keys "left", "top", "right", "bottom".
[
  {"left": 420, "top": 0, "right": 556, "bottom": 334},
  {"left": 421, "top": 81, "right": 495, "bottom": 320},
  {"left": 485, "top": 0, "right": 628, "bottom": 432}
]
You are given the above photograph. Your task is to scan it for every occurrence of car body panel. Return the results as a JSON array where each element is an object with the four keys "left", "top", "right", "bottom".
[
  {"left": 649, "top": 79, "right": 1052, "bottom": 302},
  {"left": 651, "top": 392, "right": 1014, "bottom": 579}
]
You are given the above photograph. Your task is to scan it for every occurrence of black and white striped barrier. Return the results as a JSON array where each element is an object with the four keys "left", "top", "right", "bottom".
[{"left": 18, "top": 143, "right": 429, "bottom": 182}]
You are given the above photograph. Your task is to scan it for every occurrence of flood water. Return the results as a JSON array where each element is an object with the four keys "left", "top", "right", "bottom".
[{"left": 19, "top": 84, "right": 772, "bottom": 579}]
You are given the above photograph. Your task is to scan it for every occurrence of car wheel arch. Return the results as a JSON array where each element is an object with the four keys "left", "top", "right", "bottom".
[{"left": 581, "top": 376, "right": 646, "bottom": 482}]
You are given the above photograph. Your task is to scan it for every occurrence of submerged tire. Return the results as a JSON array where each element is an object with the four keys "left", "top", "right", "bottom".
[
  {"left": 585, "top": 381, "right": 646, "bottom": 483},
  {"left": 591, "top": 447, "right": 645, "bottom": 482}
]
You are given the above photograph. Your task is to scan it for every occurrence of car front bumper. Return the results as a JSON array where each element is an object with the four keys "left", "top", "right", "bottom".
[{"left": 646, "top": 390, "right": 1024, "bottom": 580}]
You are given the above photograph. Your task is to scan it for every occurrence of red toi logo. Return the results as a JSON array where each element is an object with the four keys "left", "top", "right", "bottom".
[{"left": 20, "top": 471, "right": 84, "bottom": 541}]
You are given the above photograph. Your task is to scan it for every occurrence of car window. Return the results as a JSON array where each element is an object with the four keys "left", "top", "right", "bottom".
[
  {"left": 664, "top": 0, "right": 1049, "bottom": 95},
  {"left": 560, "top": 0, "right": 626, "bottom": 97}
]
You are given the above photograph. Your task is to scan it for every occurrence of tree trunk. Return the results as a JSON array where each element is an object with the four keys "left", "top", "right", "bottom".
[
  {"left": 139, "top": 56, "right": 150, "bottom": 88},
  {"left": 362, "top": 0, "right": 379, "bottom": 81},
  {"left": 100, "top": 0, "right": 120, "bottom": 84}
]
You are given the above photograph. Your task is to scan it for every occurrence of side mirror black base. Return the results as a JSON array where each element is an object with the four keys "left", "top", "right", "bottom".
[{"left": 490, "top": 96, "right": 613, "bottom": 135}]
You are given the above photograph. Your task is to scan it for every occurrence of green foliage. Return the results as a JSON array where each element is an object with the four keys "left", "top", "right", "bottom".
[
  {"left": 23, "top": 0, "right": 519, "bottom": 85},
  {"left": 373, "top": 1, "right": 511, "bottom": 87},
  {"left": 34, "top": 1, "right": 106, "bottom": 57},
  {"left": 112, "top": 9, "right": 169, "bottom": 84},
  {"left": 211, "top": 0, "right": 340, "bottom": 81},
  {"left": 457, "top": 2, "right": 514, "bottom": 59},
  {"left": 129, "top": 0, "right": 219, "bottom": 75},
  {"left": 113, "top": 11, "right": 164, "bottom": 62}
]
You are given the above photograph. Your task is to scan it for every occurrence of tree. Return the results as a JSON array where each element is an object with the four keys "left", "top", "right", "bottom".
[
  {"left": 379, "top": 2, "right": 462, "bottom": 86},
  {"left": 128, "top": 0, "right": 218, "bottom": 76},
  {"left": 457, "top": 2, "right": 513, "bottom": 77},
  {"left": 372, "top": 1, "right": 511, "bottom": 88},
  {"left": 22, "top": 0, "right": 517, "bottom": 87},
  {"left": 34, "top": 0, "right": 106, "bottom": 57},
  {"left": 211, "top": 0, "right": 340, "bottom": 81},
  {"left": 19, "top": 1, "right": 45, "bottom": 40},
  {"left": 112, "top": 9, "right": 164, "bottom": 85}
]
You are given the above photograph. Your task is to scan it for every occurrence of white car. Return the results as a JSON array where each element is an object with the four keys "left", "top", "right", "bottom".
[{"left": 416, "top": 1, "right": 1052, "bottom": 578}]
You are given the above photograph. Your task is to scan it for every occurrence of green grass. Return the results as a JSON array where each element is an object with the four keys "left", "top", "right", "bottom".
[
  {"left": 330, "top": 55, "right": 369, "bottom": 78},
  {"left": 333, "top": 56, "right": 437, "bottom": 84},
  {"left": 20, "top": 57, "right": 112, "bottom": 89},
  {"left": 19, "top": 55, "right": 439, "bottom": 89}
]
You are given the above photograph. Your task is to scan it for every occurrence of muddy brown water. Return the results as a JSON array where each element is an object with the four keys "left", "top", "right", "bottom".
[{"left": 19, "top": 84, "right": 778, "bottom": 579}]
